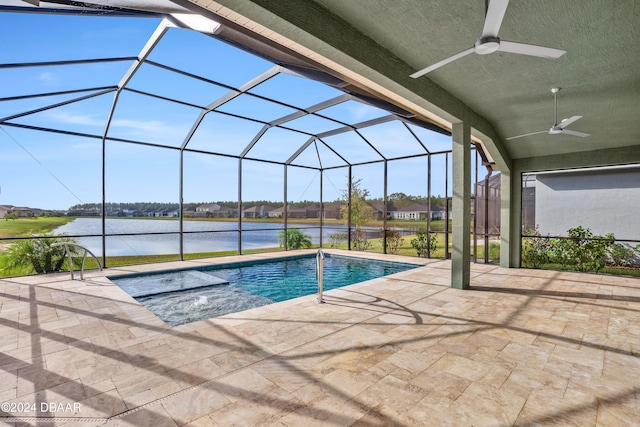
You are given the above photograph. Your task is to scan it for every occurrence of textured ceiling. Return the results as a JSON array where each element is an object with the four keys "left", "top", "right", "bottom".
[
  {"left": 188, "top": 0, "right": 640, "bottom": 165},
  {"left": 311, "top": 0, "right": 640, "bottom": 160}
]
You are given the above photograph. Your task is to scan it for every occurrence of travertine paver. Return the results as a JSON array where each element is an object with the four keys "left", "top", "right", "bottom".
[{"left": 0, "top": 249, "right": 639, "bottom": 426}]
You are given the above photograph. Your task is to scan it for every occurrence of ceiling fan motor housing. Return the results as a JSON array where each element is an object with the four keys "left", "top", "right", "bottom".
[
  {"left": 549, "top": 126, "right": 563, "bottom": 135},
  {"left": 475, "top": 36, "right": 500, "bottom": 54}
]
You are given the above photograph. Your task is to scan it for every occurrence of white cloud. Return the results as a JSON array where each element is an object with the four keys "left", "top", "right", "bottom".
[
  {"left": 111, "top": 118, "right": 173, "bottom": 133},
  {"left": 47, "top": 111, "right": 104, "bottom": 127},
  {"left": 109, "top": 118, "right": 191, "bottom": 145},
  {"left": 38, "top": 72, "right": 59, "bottom": 86},
  {"left": 72, "top": 141, "right": 101, "bottom": 150}
]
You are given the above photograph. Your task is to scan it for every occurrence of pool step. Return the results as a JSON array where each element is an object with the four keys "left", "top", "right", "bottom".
[{"left": 114, "top": 270, "right": 229, "bottom": 298}]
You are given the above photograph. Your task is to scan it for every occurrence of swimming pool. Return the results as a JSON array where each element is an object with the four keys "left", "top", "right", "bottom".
[{"left": 110, "top": 254, "right": 419, "bottom": 325}]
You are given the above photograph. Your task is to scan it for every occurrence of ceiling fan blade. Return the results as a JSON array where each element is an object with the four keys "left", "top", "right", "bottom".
[
  {"left": 410, "top": 47, "right": 474, "bottom": 78},
  {"left": 558, "top": 115, "right": 582, "bottom": 129},
  {"left": 506, "top": 129, "right": 547, "bottom": 140},
  {"left": 562, "top": 129, "right": 590, "bottom": 137},
  {"left": 482, "top": 0, "right": 510, "bottom": 37},
  {"left": 499, "top": 41, "right": 566, "bottom": 58}
]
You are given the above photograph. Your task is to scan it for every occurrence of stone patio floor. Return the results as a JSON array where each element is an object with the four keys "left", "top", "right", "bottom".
[{"left": 0, "top": 249, "right": 639, "bottom": 426}]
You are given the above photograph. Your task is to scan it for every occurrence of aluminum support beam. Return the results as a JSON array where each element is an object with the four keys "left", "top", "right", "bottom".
[
  {"left": 179, "top": 150, "right": 184, "bottom": 261},
  {"left": 0, "top": 88, "right": 116, "bottom": 124},
  {"left": 240, "top": 125, "right": 270, "bottom": 158},
  {"left": 320, "top": 170, "right": 324, "bottom": 247},
  {"left": 427, "top": 154, "right": 432, "bottom": 257},
  {"left": 0, "top": 57, "right": 136, "bottom": 69},
  {"left": 238, "top": 158, "right": 243, "bottom": 254},
  {"left": 347, "top": 166, "right": 352, "bottom": 250},
  {"left": 315, "top": 114, "right": 396, "bottom": 139},
  {"left": 181, "top": 65, "right": 280, "bottom": 150},
  {"left": 117, "top": 19, "right": 172, "bottom": 90},
  {"left": 286, "top": 137, "right": 316, "bottom": 165},
  {"left": 283, "top": 164, "right": 288, "bottom": 251},
  {"left": 0, "top": 86, "right": 117, "bottom": 102},
  {"left": 401, "top": 121, "right": 431, "bottom": 154},
  {"left": 383, "top": 160, "right": 388, "bottom": 253}
]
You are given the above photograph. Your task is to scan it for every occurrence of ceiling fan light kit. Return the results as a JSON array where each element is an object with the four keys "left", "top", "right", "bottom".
[{"left": 410, "top": 0, "right": 566, "bottom": 78}]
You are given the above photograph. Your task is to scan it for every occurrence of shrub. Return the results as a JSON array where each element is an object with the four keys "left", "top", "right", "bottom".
[
  {"left": 351, "top": 228, "right": 372, "bottom": 251},
  {"left": 384, "top": 229, "right": 404, "bottom": 255},
  {"left": 278, "top": 229, "right": 312, "bottom": 250},
  {"left": 328, "top": 232, "right": 346, "bottom": 248},
  {"left": 550, "top": 226, "right": 613, "bottom": 272},
  {"left": 607, "top": 242, "right": 638, "bottom": 267},
  {"left": 411, "top": 231, "right": 437, "bottom": 258},
  {"left": 521, "top": 226, "right": 552, "bottom": 268},
  {"left": 488, "top": 242, "right": 501, "bottom": 262},
  {"left": 2, "top": 234, "right": 79, "bottom": 274}
]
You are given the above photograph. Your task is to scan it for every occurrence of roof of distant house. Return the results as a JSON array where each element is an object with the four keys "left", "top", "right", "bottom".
[
  {"left": 243, "top": 205, "right": 274, "bottom": 213},
  {"left": 398, "top": 203, "right": 429, "bottom": 212}
]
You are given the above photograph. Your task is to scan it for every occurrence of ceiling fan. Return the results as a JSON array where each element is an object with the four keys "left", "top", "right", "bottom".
[
  {"left": 410, "top": 0, "right": 566, "bottom": 78},
  {"left": 506, "top": 88, "right": 590, "bottom": 140}
]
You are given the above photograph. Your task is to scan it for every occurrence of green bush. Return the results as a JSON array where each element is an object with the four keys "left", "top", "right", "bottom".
[
  {"left": 607, "top": 242, "right": 639, "bottom": 267},
  {"left": 411, "top": 231, "right": 437, "bottom": 258},
  {"left": 521, "top": 225, "right": 639, "bottom": 274},
  {"left": 550, "top": 226, "right": 613, "bottom": 272},
  {"left": 2, "top": 234, "right": 79, "bottom": 274},
  {"left": 278, "top": 229, "right": 312, "bottom": 250},
  {"left": 351, "top": 228, "right": 372, "bottom": 251},
  {"left": 384, "top": 229, "right": 404, "bottom": 255},
  {"left": 328, "top": 232, "right": 346, "bottom": 248},
  {"left": 521, "top": 227, "right": 552, "bottom": 268}
]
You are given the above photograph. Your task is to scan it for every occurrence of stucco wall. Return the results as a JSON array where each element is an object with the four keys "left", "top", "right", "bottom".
[{"left": 535, "top": 166, "right": 640, "bottom": 240}]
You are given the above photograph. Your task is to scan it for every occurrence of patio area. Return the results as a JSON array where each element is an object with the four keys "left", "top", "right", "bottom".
[{"left": 1, "top": 249, "right": 639, "bottom": 426}]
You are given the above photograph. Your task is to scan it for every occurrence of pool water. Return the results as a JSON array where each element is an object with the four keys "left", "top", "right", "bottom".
[{"left": 111, "top": 254, "right": 418, "bottom": 325}]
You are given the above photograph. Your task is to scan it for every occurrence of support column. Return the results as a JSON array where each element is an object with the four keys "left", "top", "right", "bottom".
[
  {"left": 347, "top": 166, "right": 352, "bottom": 250},
  {"left": 502, "top": 170, "right": 519, "bottom": 268},
  {"left": 451, "top": 122, "right": 471, "bottom": 289}
]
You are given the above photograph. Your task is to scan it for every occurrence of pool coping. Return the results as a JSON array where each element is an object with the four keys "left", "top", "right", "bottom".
[
  {"left": 78, "top": 249, "right": 437, "bottom": 328},
  {"left": 106, "top": 250, "right": 429, "bottom": 326}
]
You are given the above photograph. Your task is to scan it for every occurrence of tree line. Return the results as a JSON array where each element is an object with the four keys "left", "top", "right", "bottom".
[{"left": 68, "top": 194, "right": 446, "bottom": 212}]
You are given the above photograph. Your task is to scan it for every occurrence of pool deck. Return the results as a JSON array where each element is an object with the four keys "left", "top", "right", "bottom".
[{"left": 1, "top": 249, "right": 639, "bottom": 426}]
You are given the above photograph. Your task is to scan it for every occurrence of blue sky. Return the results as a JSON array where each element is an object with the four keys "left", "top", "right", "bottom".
[{"left": 0, "top": 10, "right": 458, "bottom": 210}]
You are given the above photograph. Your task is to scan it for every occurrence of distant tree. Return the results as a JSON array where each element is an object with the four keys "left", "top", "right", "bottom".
[
  {"left": 340, "top": 178, "right": 373, "bottom": 228},
  {"left": 388, "top": 192, "right": 409, "bottom": 206},
  {"left": 4, "top": 212, "right": 18, "bottom": 221},
  {"left": 340, "top": 178, "right": 374, "bottom": 251},
  {"left": 430, "top": 195, "right": 446, "bottom": 208}
]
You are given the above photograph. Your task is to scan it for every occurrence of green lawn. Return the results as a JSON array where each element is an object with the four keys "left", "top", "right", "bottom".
[
  {"left": 5, "top": 218, "right": 637, "bottom": 278},
  {"left": 0, "top": 217, "right": 75, "bottom": 239}
]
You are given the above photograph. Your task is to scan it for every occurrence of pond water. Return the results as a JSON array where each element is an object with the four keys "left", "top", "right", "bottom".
[{"left": 53, "top": 218, "right": 353, "bottom": 256}]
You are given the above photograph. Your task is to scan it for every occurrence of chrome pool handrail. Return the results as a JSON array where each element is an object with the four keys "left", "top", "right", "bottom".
[
  {"left": 316, "top": 249, "right": 325, "bottom": 303},
  {"left": 51, "top": 242, "right": 103, "bottom": 280}
]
